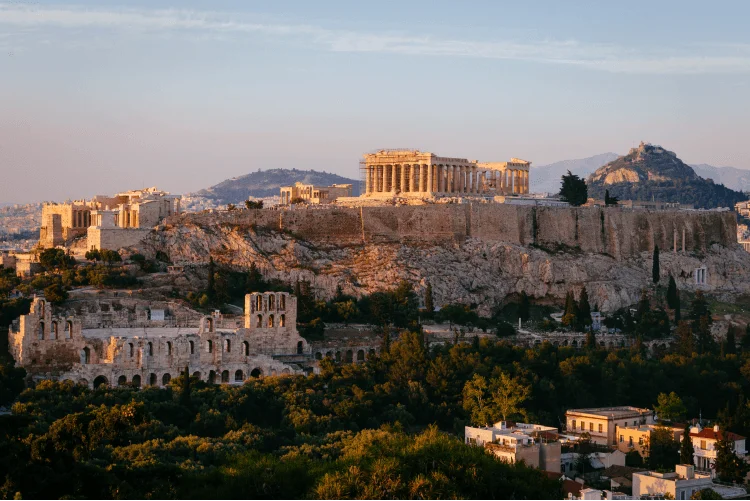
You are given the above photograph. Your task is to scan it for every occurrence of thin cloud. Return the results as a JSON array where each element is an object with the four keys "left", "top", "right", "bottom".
[{"left": 1, "top": 3, "right": 749, "bottom": 75}]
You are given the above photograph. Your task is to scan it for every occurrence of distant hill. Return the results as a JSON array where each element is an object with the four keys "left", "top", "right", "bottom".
[
  {"left": 531, "top": 153, "right": 620, "bottom": 194},
  {"left": 193, "top": 168, "right": 360, "bottom": 204},
  {"left": 691, "top": 164, "right": 750, "bottom": 194},
  {"left": 587, "top": 142, "right": 746, "bottom": 209}
]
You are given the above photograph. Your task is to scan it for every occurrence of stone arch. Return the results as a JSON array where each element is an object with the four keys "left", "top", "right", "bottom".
[
  {"left": 189, "top": 340, "right": 195, "bottom": 354},
  {"left": 234, "top": 369, "right": 244, "bottom": 382},
  {"left": 297, "top": 340, "right": 304, "bottom": 355},
  {"left": 192, "top": 371, "right": 201, "bottom": 380},
  {"left": 38, "top": 321, "right": 45, "bottom": 340},
  {"left": 93, "top": 375, "right": 108, "bottom": 388},
  {"left": 268, "top": 314, "right": 274, "bottom": 328},
  {"left": 118, "top": 375, "right": 127, "bottom": 387},
  {"left": 208, "top": 370, "right": 216, "bottom": 384},
  {"left": 279, "top": 314, "right": 286, "bottom": 327},
  {"left": 281, "top": 368, "right": 290, "bottom": 375},
  {"left": 269, "top": 295, "right": 275, "bottom": 311},
  {"left": 147, "top": 342, "right": 153, "bottom": 356},
  {"left": 79, "top": 378, "right": 89, "bottom": 387},
  {"left": 571, "top": 340, "right": 578, "bottom": 347},
  {"left": 280, "top": 295, "right": 286, "bottom": 310},
  {"left": 256, "top": 314, "right": 262, "bottom": 328},
  {"left": 167, "top": 341, "right": 173, "bottom": 355},
  {"left": 250, "top": 368, "right": 262, "bottom": 378},
  {"left": 51, "top": 321, "right": 58, "bottom": 339},
  {"left": 221, "top": 370, "right": 229, "bottom": 383},
  {"left": 224, "top": 339, "right": 231, "bottom": 353},
  {"left": 66, "top": 320, "right": 73, "bottom": 338},
  {"left": 619, "top": 340, "right": 625, "bottom": 347},
  {"left": 243, "top": 341, "right": 249, "bottom": 356},
  {"left": 357, "top": 350, "right": 365, "bottom": 362},
  {"left": 368, "top": 348, "right": 376, "bottom": 358},
  {"left": 562, "top": 340, "right": 568, "bottom": 346},
  {"left": 128, "top": 343, "right": 134, "bottom": 357},
  {"left": 132, "top": 375, "right": 141, "bottom": 388},
  {"left": 207, "top": 340, "right": 213, "bottom": 353},
  {"left": 325, "top": 351, "right": 333, "bottom": 358},
  {"left": 553, "top": 341, "right": 560, "bottom": 346},
  {"left": 335, "top": 351, "right": 341, "bottom": 362},
  {"left": 256, "top": 295, "right": 262, "bottom": 311},
  {"left": 149, "top": 373, "right": 157, "bottom": 386},
  {"left": 271, "top": 369, "right": 277, "bottom": 376},
  {"left": 82, "top": 347, "right": 91, "bottom": 364},
  {"left": 162, "top": 373, "right": 171, "bottom": 386},
  {"left": 534, "top": 339, "right": 541, "bottom": 345},
  {"left": 315, "top": 352, "right": 322, "bottom": 360},
  {"left": 345, "top": 350, "right": 353, "bottom": 363},
  {"left": 599, "top": 341, "right": 605, "bottom": 347},
  {"left": 207, "top": 318, "right": 214, "bottom": 332}
]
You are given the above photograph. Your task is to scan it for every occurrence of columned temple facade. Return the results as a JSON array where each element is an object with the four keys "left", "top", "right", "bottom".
[{"left": 362, "top": 150, "right": 530, "bottom": 198}]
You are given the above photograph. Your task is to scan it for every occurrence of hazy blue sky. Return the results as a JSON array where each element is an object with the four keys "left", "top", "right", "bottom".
[{"left": 2, "top": 1, "right": 750, "bottom": 203}]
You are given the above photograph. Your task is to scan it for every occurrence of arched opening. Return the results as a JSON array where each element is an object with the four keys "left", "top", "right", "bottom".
[
  {"left": 357, "top": 350, "right": 365, "bottom": 362},
  {"left": 93, "top": 375, "right": 108, "bottom": 388},
  {"left": 82, "top": 347, "right": 91, "bottom": 364},
  {"left": 51, "top": 321, "right": 58, "bottom": 339},
  {"left": 281, "top": 368, "right": 290, "bottom": 375},
  {"left": 39, "top": 300, "right": 45, "bottom": 316},
  {"left": 207, "top": 318, "right": 214, "bottom": 332},
  {"left": 66, "top": 321, "right": 73, "bottom": 338},
  {"left": 189, "top": 340, "right": 195, "bottom": 354},
  {"left": 315, "top": 352, "right": 322, "bottom": 360},
  {"left": 256, "top": 315, "right": 262, "bottom": 328},
  {"left": 221, "top": 370, "right": 229, "bottom": 383},
  {"left": 79, "top": 378, "right": 89, "bottom": 387},
  {"left": 279, "top": 314, "right": 286, "bottom": 327},
  {"left": 38, "top": 321, "right": 45, "bottom": 340},
  {"left": 268, "top": 314, "right": 274, "bottom": 328},
  {"left": 162, "top": 373, "right": 171, "bottom": 386},
  {"left": 553, "top": 341, "right": 560, "bottom": 346},
  {"left": 534, "top": 340, "right": 541, "bottom": 346},
  {"left": 599, "top": 341, "right": 605, "bottom": 347},
  {"left": 562, "top": 340, "right": 568, "bottom": 346},
  {"left": 256, "top": 295, "right": 262, "bottom": 311},
  {"left": 129, "top": 343, "right": 134, "bottom": 357},
  {"left": 269, "top": 295, "right": 275, "bottom": 311},
  {"left": 224, "top": 339, "right": 231, "bottom": 352},
  {"left": 345, "top": 350, "right": 353, "bottom": 363},
  {"left": 271, "top": 369, "right": 277, "bottom": 376},
  {"left": 118, "top": 375, "right": 127, "bottom": 387},
  {"left": 335, "top": 351, "right": 341, "bottom": 362},
  {"left": 234, "top": 370, "right": 244, "bottom": 381},
  {"left": 207, "top": 340, "right": 213, "bottom": 353},
  {"left": 167, "top": 341, "right": 173, "bottom": 355},
  {"left": 325, "top": 351, "right": 333, "bottom": 358},
  {"left": 192, "top": 371, "right": 201, "bottom": 380},
  {"left": 297, "top": 340, "right": 304, "bottom": 354},
  {"left": 571, "top": 340, "right": 578, "bottom": 348},
  {"left": 208, "top": 370, "right": 216, "bottom": 384},
  {"left": 280, "top": 295, "right": 285, "bottom": 310},
  {"left": 368, "top": 348, "right": 376, "bottom": 358},
  {"left": 132, "top": 375, "right": 141, "bottom": 388},
  {"left": 147, "top": 342, "right": 153, "bottom": 356},
  {"left": 149, "top": 373, "right": 157, "bottom": 386},
  {"left": 250, "top": 368, "right": 262, "bottom": 378},
  {"left": 242, "top": 341, "right": 249, "bottom": 356}
]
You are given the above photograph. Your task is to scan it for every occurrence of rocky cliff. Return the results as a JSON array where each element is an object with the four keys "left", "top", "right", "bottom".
[{"left": 142, "top": 205, "right": 749, "bottom": 314}]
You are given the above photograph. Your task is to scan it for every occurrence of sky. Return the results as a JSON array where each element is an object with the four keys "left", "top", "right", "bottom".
[{"left": 1, "top": 1, "right": 750, "bottom": 203}]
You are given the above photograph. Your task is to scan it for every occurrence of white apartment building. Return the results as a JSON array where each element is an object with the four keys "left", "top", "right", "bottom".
[
  {"left": 565, "top": 407, "right": 656, "bottom": 446},
  {"left": 465, "top": 421, "right": 560, "bottom": 471}
]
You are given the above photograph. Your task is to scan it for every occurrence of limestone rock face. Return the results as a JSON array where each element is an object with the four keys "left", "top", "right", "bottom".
[{"left": 141, "top": 209, "right": 750, "bottom": 314}]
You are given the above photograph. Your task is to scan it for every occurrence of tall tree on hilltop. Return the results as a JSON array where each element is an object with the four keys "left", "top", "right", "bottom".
[
  {"left": 604, "top": 189, "right": 619, "bottom": 206},
  {"left": 180, "top": 365, "right": 191, "bottom": 408},
  {"left": 424, "top": 281, "right": 434, "bottom": 316},
  {"left": 207, "top": 257, "right": 216, "bottom": 300},
  {"left": 559, "top": 171, "right": 588, "bottom": 206},
  {"left": 577, "top": 287, "right": 592, "bottom": 328},
  {"left": 689, "top": 291, "right": 711, "bottom": 324},
  {"left": 725, "top": 328, "right": 737, "bottom": 355},
  {"left": 652, "top": 245, "right": 660, "bottom": 284},
  {"left": 675, "top": 321, "right": 695, "bottom": 357},
  {"left": 636, "top": 290, "right": 651, "bottom": 321},
  {"left": 518, "top": 291, "right": 530, "bottom": 323},
  {"left": 680, "top": 424, "right": 695, "bottom": 465},
  {"left": 714, "top": 426, "right": 750, "bottom": 483},
  {"left": 667, "top": 275, "right": 678, "bottom": 309},
  {"left": 493, "top": 372, "right": 531, "bottom": 422}
]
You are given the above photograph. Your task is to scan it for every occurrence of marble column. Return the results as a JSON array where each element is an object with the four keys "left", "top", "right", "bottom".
[
  {"left": 400, "top": 165, "right": 406, "bottom": 194},
  {"left": 365, "top": 166, "right": 371, "bottom": 194},
  {"left": 438, "top": 165, "right": 444, "bottom": 193},
  {"left": 391, "top": 165, "right": 398, "bottom": 193},
  {"left": 427, "top": 165, "right": 434, "bottom": 193}
]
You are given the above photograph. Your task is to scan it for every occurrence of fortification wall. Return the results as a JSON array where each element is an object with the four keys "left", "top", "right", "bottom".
[{"left": 170, "top": 205, "right": 737, "bottom": 259}]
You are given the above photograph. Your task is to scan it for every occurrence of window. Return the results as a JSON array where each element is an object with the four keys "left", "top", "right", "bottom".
[
  {"left": 598, "top": 424, "right": 603, "bottom": 433},
  {"left": 189, "top": 340, "right": 195, "bottom": 354},
  {"left": 243, "top": 341, "right": 249, "bottom": 355},
  {"left": 147, "top": 342, "right": 153, "bottom": 356},
  {"left": 589, "top": 423, "right": 594, "bottom": 432},
  {"left": 571, "top": 420, "right": 576, "bottom": 430},
  {"left": 639, "top": 437, "right": 644, "bottom": 446},
  {"left": 620, "top": 435, "right": 624, "bottom": 443},
  {"left": 207, "top": 340, "right": 213, "bottom": 353},
  {"left": 580, "top": 421, "right": 584, "bottom": 431},
  {"left": 167, "top": 341, "right": 172, "bottom": 355},
  {"left": 629, "top": 437, "right": 633, "bottom": 447},
  {"left": 268, "top": 314, "right": 274, "bottom": 327},
  {"left": 700, "top": 440, "right": 706, "bottom": 450},
  {"left": 279, "top": 314, "right": 285, "bottom": 327},
  {"left": 224, "top": 339, "right": 231, "bottom": 352},
  {"left": 129, "top": 343, "right": 134, "bottom": 357}
]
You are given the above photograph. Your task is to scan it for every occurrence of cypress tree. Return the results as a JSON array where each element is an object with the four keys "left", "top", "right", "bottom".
[
  {"left": 680, "top": 424, "right": 694, "bottom": 465},
  {"left": 652, "top": 245, "right": 660, "bottom": 284},
  {"left": 578, "top": 287, "right": 592, "bottom": 327},
  {"left": 180, "top": 365, "right": 191, "bottom": 407},
  {"left": 207, "top": 257, "right": 216, "bottom": 300},
  {"left": 424, "top": 282, "right": 434, "bottom": 316},
  {"left": 726, "top": 328, "right": 737, "bottom": 355},
  {"left": 667, "top": 275, "right": 678, "bottom": 309}
]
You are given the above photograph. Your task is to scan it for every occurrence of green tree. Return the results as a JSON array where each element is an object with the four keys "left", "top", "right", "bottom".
[
  {"left": 577, "top": 287, "right": 592, "bottom": 328},
  {"left": 424, "top": 281, "right": 434, "bottom": 316},
  {"left": 99, "top": 249, "right": 122, "bottom": 267},
  {"left": 559, "top": 170, "right": 588, "bottom": 206},
  {"left": 244, "top": 200, "right": 263, "bottom": 209},
  {"left": 604, "top": 189, "right": 619, "bottom": 206},
  {"left": 680, "top": 424, "right": 695, "bottom": 465},
  {"left": 647, "top": 425, "right": 679, "bottom": 470},
  {"left": 207, "top": 257, "right": 216, "bottom": 301},
  {"left": 245, "top": 262, "right": 265, "bottom": 292},
  {"left": 493, "top": 371, "right": 531, "bottom": 422},
  {"left": 696, "top": 316, "right": 717, "bottom": 355},
  {"left": 667, "top": 275, "right": 678, "bottom": 309},
  {"left": 180, "top": 365, "right": 191, "bottom": 408},
  {"left": 652, "top": 245, "right": 660, "bottom": 284},
  {"left": 725, "top": 328, "right": 737, "bottom": 355},
  {"left": 43, "top": 282, "right": 68, "bottom": 305},
  {"left": 518, "top": 291, "right": 530, "bottom": 323},
  {"left": 691, "top": 488, "right": 722, "bottom": 500},
  {"left": 463, "top": 374, "right": 494, "bottom": 426},
  {"left": 84, "top": 249, "right": 101, "bottom": 262},
  {"left": 655, "top": 392, "right": 687, "bottom": 422},
  {"left": 714, "top": 426, "right": 750, "bottom": 483},
  {"left": 335, "top": 300, "right": 359, "bottom": 325},
  {"left": 39, "top": 248, "right": 74, "bottom": 270},
  {"left": 689, "top": 291, "right": 711, "bottom": 323},
  {"left": 675, "top": 321, "right": 695, "bottom": 356}
]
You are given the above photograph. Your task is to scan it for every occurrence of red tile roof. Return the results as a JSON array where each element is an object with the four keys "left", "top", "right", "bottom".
[{"left": 690, "top": 428, "right": 745, "bottom": 441}]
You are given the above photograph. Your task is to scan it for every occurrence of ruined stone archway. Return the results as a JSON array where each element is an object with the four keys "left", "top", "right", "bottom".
[
  {"left": 118, "top": 375, "right": 127, "bottom": 386},
  {"left": 221, "top": 370, "right": 229, "bottom": 383},
  {"left": 192, "top": 371, "right": 201, "bottom": 380},
  {"left": 235, "top": 370, "right": 244, "bottom": 382},
  {"left": 149, "top": 373, "right": 157, "bottom": 386},
  {"left": 162, "top": 373, "right": 171, "bottom": 386},
  {"left": 250, "top": 368, "right": 262, "bottom": 378},
  {"left": 357, "top": 350, "right": 365, "bottom": 362},
  {"left": 93, "top": 375, "right": 109, "bottom": 388},
  {"left": 208, "top": 370, "right": 216, "bottom": 384},
  {"left": 132, "top": 375, "right": 141, "bottom": 388}
]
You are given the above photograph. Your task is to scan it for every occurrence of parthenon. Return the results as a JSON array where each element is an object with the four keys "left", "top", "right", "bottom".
[{"left": 361, "top": 149, "right": 530, "bottom": 198}]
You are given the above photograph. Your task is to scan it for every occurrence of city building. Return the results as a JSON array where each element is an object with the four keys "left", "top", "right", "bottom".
[
  {"left": 689, "top": 424, "right": 747, "bottom": 474},
  {"left": 616, "top": 424, "right": 685, "bottom": 457},
  {"left": 361, "top": 149, "right": 530, "bottom": 198},
  {"left": 464, "top": 421, "right": 560, "bottom": 471},
  {"left": 279, "top": 182, "right": 352, "bottom": 205},
  {"left": 566, "top": 407, "right": 656, "bottom": 446},
  {"left": 633, "top": 464, "right": 745, "bottom": 500}
]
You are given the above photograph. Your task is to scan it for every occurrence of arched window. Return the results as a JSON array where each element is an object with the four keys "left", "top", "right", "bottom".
[
  {"left": 268, "top": 315, "right": 274, "bottom": 328},
  {"left": 325, "top": 351, "right": 333, "bottom": 359},
  {"left": 345, "top": 350, "right": 353, "bottom": 363},
  {"left": 269, "top": 295, "right": 275, "bottom": 311},
  {"left": 132, "top": 375, "right": 141, "bottom": 388},
  {"left": 256, "top": 315, "right": 262, "bottom": 328},
  {"left": 51, "top": 321, "right": 58, "bottom": 339},
  {"left": 189, "top": 340, "right": 195, "bottom": 354},
  {"left": 82, "top": 347, "right": 91, "bottom": 364},
  {"left": 279, "top": 295, "right": 286, "bottom": 310},
  {"left": 335, "top": 351, "right": 341, "bottom": 362},
  {"left": 128, "top": 343, "right": 134, "bottom": 357},
  {"left": 250, "top": 368, "right": 262, "bottom": 378},
  {"left": 224, "top": 339, "right": 231, "bottom": 352},
  {"left": 39, "top": 300, "right": 45, "bottom": 316},
  {"left": 118, "top": 375, "right": 127, "bottom": 387},
  {"left": 149, "top": 373, "right": 157, "bottom": 386},
  {"left": 162, "top": 373, "right": 171, "bottom": 386},
  {"left": 93, "top": 375, "right": 108, "bottom": 388},
  {"left": 242, "top": 341, "right": 249, "bottom": 356},
  {"left": 221, "top": 370, "right": 229, "bottom": 383},
  {"left": 256, "top": 295, "right": 262, "bottom": 311},
  {"left": 208, "top": 370, "right": 216, "bottom": 384},
  {"left": 207, "top": 340, "right": 213, "bottom": 353},
  {"left": 234, "top": 370, "right": 244, "bottom": 381},
  {"left": 279, "top": 314, "right": 286, "bottom": 327},
  {"left": 207, "top": 318, "right": 213, "bottom": 332},
  {"left": 357, "top": 350, "right": 365, "bottom": 362},
  {"left": 297, "top": 340, "right": 304, "bottom": 355},
  {"left": 315, "top": 352, "right": 322, "bottom": 360},
  {"left": 38, "top": 321, "right": 45, "bottom": 340},
  {"left": 147, "top": 342, "right": 153, "bottom": 356},
  {"left": 167, "top": 341, "right": 172, "bottom": 355},
  {"left": 66, "top": 321, "right": 73, "bottom": 339},
  {"left": 368, "top": 348, "right": 376, "bottom": 358},
  {"left": 192, "top": 371, "right": 201, "bottom": 380}
]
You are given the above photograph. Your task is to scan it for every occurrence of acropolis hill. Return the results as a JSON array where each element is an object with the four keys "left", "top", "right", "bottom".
[{"left": 143, "top": 203, "right": 749, "bottom": 314}]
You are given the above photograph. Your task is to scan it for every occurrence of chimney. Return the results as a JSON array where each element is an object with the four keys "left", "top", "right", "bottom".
[{"left": 714, "top": 424, "right": 719, "bottom": 433}]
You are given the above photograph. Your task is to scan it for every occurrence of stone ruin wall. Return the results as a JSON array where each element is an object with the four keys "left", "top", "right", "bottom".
[{"left": 170, "top": 204, "right": 737, "bottom": 259}]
